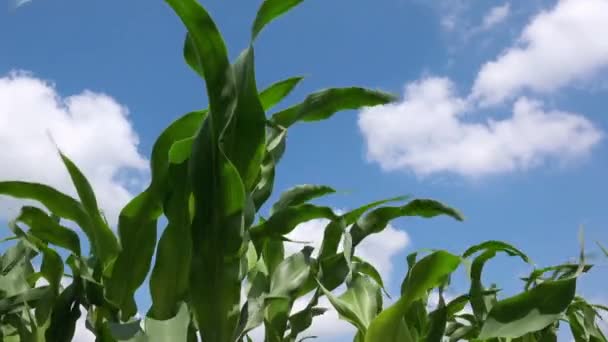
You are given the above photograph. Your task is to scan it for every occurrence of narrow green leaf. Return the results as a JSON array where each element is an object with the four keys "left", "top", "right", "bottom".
[
  {"left": 58, "top": 151, "right": 119, "bottom": 269},
  {"left": 318, "top": 196, "right": 408, "bottom": 260},
  {"left": 271, "top": 185, "right": 335, "bottom": 215},
  {"left": 166, "top": 0, "right": 235, "bottom": 132},
  {"left": 478, "top": 278, "right": 577, "bottom": 339},
  {"left": 222, "top": 47, "right": 267, "bottom": 191},
  {"left": 252, "top": 0, "right": 303, "bottom": 39},
  {"left": 260, "top": 76, "right": 304, "bottom": 111},
  {"left": 250, "top": 204, "right": 336, "bottom": 238},
  {"left": 351, "top": 199, "right": 463, "bottom": 247},
  {"left": 271, "top": 87, "right": 397, "bottom": 128},
  {"left": 165, "top": 5, "right": 246, "bottom": 338}
]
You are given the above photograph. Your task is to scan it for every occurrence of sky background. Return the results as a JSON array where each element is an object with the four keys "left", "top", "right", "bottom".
[{"left": 1, "top": 0, "right": 607, "bottom": 340}]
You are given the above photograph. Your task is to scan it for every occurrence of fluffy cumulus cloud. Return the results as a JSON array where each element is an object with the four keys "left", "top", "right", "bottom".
[
  {"left": 473, "top": 0, "right": 608, "bottom": 105},
  {"left": 359, "top": 77, "right": 602, "bottom": 177},
  {"left": 0, "top": 72, "right": 148, "bottom": 224},
  {"left": 359, "top": 0, "right": 607, "bottom": 177}
]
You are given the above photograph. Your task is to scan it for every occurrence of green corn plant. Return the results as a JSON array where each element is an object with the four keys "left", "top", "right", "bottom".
[
  {"left": 3, "top": 1, "right": 606, "bottom": 341},
  {"left": 0, "top": 0, "right": 465, "bottom": 341}
]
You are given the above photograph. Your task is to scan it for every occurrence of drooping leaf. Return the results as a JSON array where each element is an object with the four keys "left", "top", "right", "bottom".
[
  {"left": 0, "top": 182, "right": 92, "bottom": 250},
  {"left": 271, "top": 185, "right": 335, "bottom": 215},
  {"left": 478, "top": 278, "right": 577, "bottom": 339},
  {"left": 317, "top": 196, "right": 408, "bottom": 260},
  {"left": 251, "top": 204, "right": 336, "bottom": 238},
  {"left": 464, "top": 241, "right": 531, "bottom": 322},
  {"left": 14, "top": 206, "right": 81, "bottom": 255},
  {"left": 252, "top": 0, "right": 304, "bottom": 39},
  {"left": 271, "top": 87, "right": 396, "bottom": 128},
  {"left": 351, "top": 199, "right": 463, "bottom": 247}
]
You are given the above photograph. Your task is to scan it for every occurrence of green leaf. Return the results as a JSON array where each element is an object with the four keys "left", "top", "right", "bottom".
[
  {"left": 148, "top": 163, "right": 192, "bottom": 320},
  {"left": 45, "top": 281, "right": 82, "bottom": 342},
  {"left": 57, "top": 151, "right": 119, "bottom": 270},
  {"left": 269, "top": 246, "right": 314, "bottom": 297},
  {"left": 478, "top": 278, "right": 577, "bottom": 339},
  {"left": 0, "top": 182, "right": 93, "bottom": 249},
  {"left": 262, "top": 239, "right": 285, "bottom": 277},
  {"left": 167, "top": 0, "right": 235, "bottom": 133},
  {"left": 15, "top": 206, "right": 81, "bottom": 255},
  {"left": 222, "top": 47, "right": 267, "bottom": 191},
  {"left": 365, "top": 251, "right": 461, "bottom": 342},
  {"left": 463, "top": 240, "right": 530, "bottom": 261},
  {"left": 168, "top": 137, "right": 195, "bottom": 165},
  {"left": 0, "top": 287, "right": 49, "bottom": 316},
  {"left": 352, "top": 257, "right": 387, "bottom": 295},
  {"left": 108, "top": 110, "right": 206, "bottom": 319},
  {"left": 251, "top": 204, "right": 336, "bottom": 238},
  {"left": 173, "top": 2, "right": 247, "bottom": 335},
  {"left": 145, "top": 303, "right": 191, "bottom": 342},
  {"left": 108, "top": 319, "right": 145, "bottom": 342},
  {"left": 260, "top": 76, "right": 304, "bottom": 111},
  {"left": 317, "top": 196, "right": 408, "bottom": 260},
  {"left": 252, "top": 0, "right": 303, "bottom": 39},
  {"left": 351, "top": 199, "right": 463, "bottom": 247},
  {"left": 425, "top": 291, "right": 448, "bottom": 342},
  {"left": 271, "top": 87, "right": 397, "bottom": 128},
  {"left": 319, "top": 274, "right": 381, "bottom": 334},
  {"left": 464, "top": 241, "right": 530, "bottom": 322},
  {"left": 271, "top": 185, "right": 335, "bottom": 214}
]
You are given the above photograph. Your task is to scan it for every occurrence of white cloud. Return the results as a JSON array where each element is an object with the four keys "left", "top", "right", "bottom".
[
  {"left": 0, "top": 72, "right": 148, "bottom": 225},
  {"left": 359, "top": 77, "right": 602, "bottom": 177},
  {"left": 473, "top": 0, "right": 608, "bottom": 105},
  {"left": 481, "top": 3, "right": 511, "bottom": 31}
]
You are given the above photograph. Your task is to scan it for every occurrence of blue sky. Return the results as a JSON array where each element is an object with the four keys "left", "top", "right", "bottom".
[{"left": 1, "top": 0, "right": 607, "bottom": 340}]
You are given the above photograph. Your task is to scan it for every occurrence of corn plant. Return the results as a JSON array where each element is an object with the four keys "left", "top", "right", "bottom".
[{"left": 0, "top": 0, "right": 606, "bottom": 342}]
